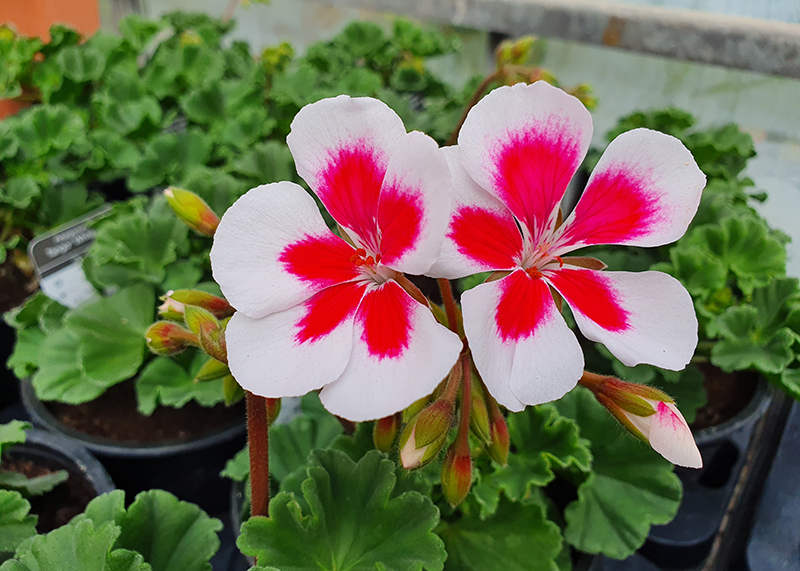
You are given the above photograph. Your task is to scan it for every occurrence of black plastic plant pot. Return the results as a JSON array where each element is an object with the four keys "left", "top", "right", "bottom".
[
  {"left": 639, "top": 379, "right": 774, "bottom": 569},
  {"left": 746, "top": 399, "right": 800, "bottom": 571},
  {"left": 0, "top": 322, "right": 20, "bottom": 411},
  {"left": 21, "top": 380, "right": 246, "bottom": 513}
]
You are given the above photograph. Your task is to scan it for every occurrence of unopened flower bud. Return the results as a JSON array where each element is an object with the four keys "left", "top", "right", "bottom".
[
  {"left": 470, "top": 379, "right": 491, "bottom": 443},
  {"left": 266, "top": 397, "right": 281, "bottom": 426},
  {"left": 583, "top": 374, "right": 702, "bottom": 468},
  {"left": 164, "top": 289, "right": 234, "bottom": 319},
  {"left": 403, "top": 395, "right": 430, "bottom": 423},
  {"left": 222, "top": 374, "right": 244, "bottom": 406},
  {"left": 164, "top": 187, "right": 220, "bottom": 236},
  {"left": 495, "top": 36, "right": 538, "bottom": 67},
  {"left": 441, "top": 444, "right": 472, "bottom": 507},
  {"left": 373, "top": 414, "right": 401, "bottom": 453},
  {"left": 183, "top": 306, "right": 228, "bottom": 363},
  {"left": 145, "top": 321, "right": 198, "bottom": 355},
  {"left": 194, "top": 357, "right": 230, "bottom": 382},
  {"left": 486, "top": 409, "right": 510, "bottom": 466},
  {"left": 399, "top": 401, "right": 453, "bottom": 469}
]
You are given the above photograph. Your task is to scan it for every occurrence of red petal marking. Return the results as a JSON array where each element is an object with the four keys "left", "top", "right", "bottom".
[
  {"left": 492, "top": 125, "right": 582, "bottom": 241},
  {"left": 377, "top": 185, "right": 422, "bottom": 266},
  {"left": 656, "top": 401, "right": 683, "bottom": 431},
  {"left": 495, "top": 271, "right": 556, "bottom": 342},
  {"left": 357, "top": 281, "right": 414, "bottom": 360},
  {"left": 449, "top": 206, "right": 523, "bottom": 270},
  {"left": 546, "top": 268, "right": 629, "bottom": 332},
  {"left": 280, "top": 233, "right": 360, "bottom": 287},
  {"left": 560, "top": 168, "right": 661, "bottom": 248},
  {"left": 295, "top": 281, "right": 366, "bottom": 343},
  {"left": 318, "top": 144, "right": 386, "bottom": 244}
]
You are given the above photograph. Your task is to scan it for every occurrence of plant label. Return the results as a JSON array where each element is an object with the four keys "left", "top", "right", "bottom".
[{"left": 28, "top": 206, "right": 112, "bottom": 308}]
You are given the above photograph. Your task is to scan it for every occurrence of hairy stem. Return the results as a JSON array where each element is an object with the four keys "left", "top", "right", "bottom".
[
  {"left": 455, "top": 353, "right": 472, "bottom": 454},
  {"left": 246, "top": 391, "right": 270, "bottom": 519},
  {"left": 437, "top": 278, "right": 459, "bottom": 334},
  {"left": 446, "top": 70, "right": 502, "bottom": 146}
]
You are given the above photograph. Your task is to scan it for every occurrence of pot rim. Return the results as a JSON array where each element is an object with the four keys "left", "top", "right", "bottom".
[
  {"left": 21, "top": 379, "right": 246, "bottom": 458},
  {"left": 692, "top": 376, "right": 774, "bottom": 446},
  {"left": 9, "top": 428, "right": 115, "bottom": 495}
]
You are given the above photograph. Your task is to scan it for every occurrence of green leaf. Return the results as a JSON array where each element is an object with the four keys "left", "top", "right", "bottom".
[
  {"left": 472, "top": 405, "right": 592, "bottom": 519},
  {"left": 31, "top": 328, "right": 109, "bottom": 404},
  {"left": 105, "top": 550, "right": 152, "bottom": 571},
  {"left": 114, "top": 490, "right": 222, "bottom": 571},
  {"left": 65, "top": 285, "right": 154, "bottom": 386},
  {"left": 55, "top": 45, "right": 106, "bottom": 83},
  {"left": 238, "top": 449, "right": 446, "bottom": 571},
  {"left": 556, "top": 388, "right": 682, "bottom": 559},
  {"left": 685, "top": 217, "right": 785, "bottom": 295},
  {"left": 134, "top": 357, "right": 224, "bottom": 416},
  {"left": 0, "top": 491, "right": 36, "bottom": 554},
  {"left": 230, "top": 141, "right": 296, "bottom": 185},
  {"left": 270, "top": 413, "right": 345, "bottom": 482},
  {"left": 1, "top": 177, "right": 40, "bottom": 209},
  {"left": 440, "top": 495, "right": 562, "bottom": 571},
  {"left": 0, "top": 470, "right": 68, "bottom": 497},
  {"left": 4, "top": 293, "right": 67, "bottom": 333},
  {"left": 82, "top": 491, "right": 126, "bottom": 529},
  {"left": 13, "top": 105, "right": 85, "bottom": 158},
  {"left": 0, "top": 421, "right": 30, "bottom": 455},
  {"left": 91, "top": 130, "right": 142, "bottom": 170},
  {"left": 128, "top": 130, "right": 211, "bottom": 192},
  {"left": 37, "top": 183, "right": 105, "bottom": 229},
  {"left": 0, "top": 518, "right": 121, "bottom": 571},
  {"left": 180, "top": 84, "right": 225, "bottom": 125}
]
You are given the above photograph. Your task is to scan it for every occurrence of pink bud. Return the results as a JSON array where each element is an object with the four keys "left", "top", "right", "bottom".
[
  {"left": 586, "top": 374, "right": 702, "bottom": 468},
  {"left": 441, "top": 444, "right": 472, "bottom": 507},
  {"left": 486, "top": 410, "right": 510, "bottom": 466},
  {"left": 265, "top": 397, "right": 281, "bottom": 425},
  {"left": 164, "top": 187, "right": 220, "bottom": 236},
  {"left": 373, "top": 414, "right": 400, "bottom": 453},
  {"left": 145, "top": 321, "right": 198, "bottom": 355}
]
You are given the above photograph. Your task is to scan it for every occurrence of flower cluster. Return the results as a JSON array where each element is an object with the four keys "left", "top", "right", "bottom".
[{"left": 210, "top": 81, "right": 706, "bottom": 467}]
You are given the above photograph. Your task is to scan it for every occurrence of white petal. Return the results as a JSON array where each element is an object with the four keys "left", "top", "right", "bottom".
[
  {"left": 648, "top": 402, "right": 703, "bottom": 468},
  {"left": 377, "top": 131, "right": 453, "bottom": 275},
  {"left": 461, "top": 271, "right": 584, "bottom": 410},
  {"left": 225, "top": 283, "right": 364, "bottom": 398},
  {"left": 558, "top": 128, "right": 706, "bottom": 250},
  {"left": 211, "top": 182, "right": 356, "bottom": 319},
  {"left": 286, "top": 95, "right": 406, "bottom": 246},
  {"left": 319, "top": 281, "right": 462, "bottom": 422},
  {"left": 547, "top": 268, "right": 698, "bottom": 370},
  {"left": 427, "top": 146, "right": 522, "bottom": 279}
]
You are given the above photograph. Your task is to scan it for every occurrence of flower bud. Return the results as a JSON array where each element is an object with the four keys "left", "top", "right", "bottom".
[
  {"left": 164, "top": 187, "right": 220, "bottom": 236},
  {"left": 486, "top": 410, "right": 510, "bottom": 466},
  {"left": 222, "top": 374, "right": 244, "bottom": 406},
  {"left": 183, "top": 306, "right": 228, "bottom": 364},
  {"left": 584, "top": 374, "right": 702, "bottom": 468},
  {"left": 373, "top": 414, "right": 400, "bottom": 453},
  {"left": 441, "top": 444, "right": 472, "bottom": 507},
  {"left": 266, "top": 397, "right": 281, "bottom": 426},
  {"left": 403, "top": 395, "right": 430, "bottom": 423},
  {"left": 495, "top": 36, "right": 539, "bottom": 67},
  {"left": 145, "top": 321, "right": 198, "bottom": 355},
  {"left": 194, "top": 357, "right": 230, "bottom": 382},
  {"left": 469, "top": 379, "right": 491, "bottom": 443},
  {"left": 164, "top": 289, "right": 234, "bottom": 319},
  {"left": 399, "top": 402, "right": 453, "bottom": 469}
]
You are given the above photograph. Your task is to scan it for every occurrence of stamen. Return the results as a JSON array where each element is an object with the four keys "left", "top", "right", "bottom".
[
  {"left": 356, "top": 248, "right": 366, "bottom": 257},
  {"left": 526, "top": 267, "right": 543, "bottom": 279},
  {"left": 365, "top": 256, "right": 375, "bottom": 266},
  {"left": 555, "top": 255, "right": 564, "bottom": 268}
]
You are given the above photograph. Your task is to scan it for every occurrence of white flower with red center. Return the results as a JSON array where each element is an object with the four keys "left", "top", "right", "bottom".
[
  {"left": 210, "top": 96, "right": 462, "bottom": 421},
  {"left": 429, "top": 81, "right": 706, "bottom": 411}
]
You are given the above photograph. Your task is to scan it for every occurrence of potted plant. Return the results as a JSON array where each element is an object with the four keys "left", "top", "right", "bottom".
[
  {"left": 0, "top": 488, "right": 223, "bottom": 571},
  {"left": 0, "top": 420, "right": 114, "bottom": 561}
]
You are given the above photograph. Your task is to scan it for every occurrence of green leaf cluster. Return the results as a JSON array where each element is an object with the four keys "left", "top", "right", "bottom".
[{"left": 0, "top": 489, "right": 221, "bottom": 571}]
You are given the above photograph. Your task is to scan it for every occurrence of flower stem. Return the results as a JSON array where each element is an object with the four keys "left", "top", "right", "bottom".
[
  {"left": 446, "top": 70, "right": 502, "bottom": 146},
  {"left": 245, "top": 391, "right": 270, "bottom": 519},
  {"left": 437, "top": 278, "right": 459, "bottom": 334},
  {"left": 456, "top": 353, "right": 472, "bottom": 454},
  {"left": 578, "top": 370, "right": 608, "bottom": 391}
]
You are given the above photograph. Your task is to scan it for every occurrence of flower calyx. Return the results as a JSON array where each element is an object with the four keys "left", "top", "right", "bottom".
[
  {"left": 399, "top": 399, "right": 454, "bottom": 469},
  {"left": 145, "top": 321, "right": 198, "bottom": 356},
  {"left": 441, "top": 443, "right": 473, "bottom": 507},
  {"left": 373, "top": 413, "right": 401, "bottom": 453},
  {"left": 184, "top": 305, "right": 228, "bottom": 364},
  {"left": 158, "top": 289, "right": 234, "bottom": 321},
  {"left": 164, "top": 187, "right": 220, "bottom": 237}
]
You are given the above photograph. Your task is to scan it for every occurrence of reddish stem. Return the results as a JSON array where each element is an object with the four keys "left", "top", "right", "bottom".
[
  {"left": 446, "top": 70, "right": 502, "bottom": 146},
  {"left": 246, "top": 391, "right": 270, "bottom": 519},
  {"left": 437, "top": 278, "right": 459, "bottom": 334}
]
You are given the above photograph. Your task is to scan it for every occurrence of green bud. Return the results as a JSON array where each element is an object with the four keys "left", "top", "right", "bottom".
[{"left": 164, "top": 187, "right": 220, "bottom": 236}]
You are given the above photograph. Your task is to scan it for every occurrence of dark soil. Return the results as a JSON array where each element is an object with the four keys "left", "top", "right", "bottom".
[
  {"left": 0, "top": 455, "right": 95, "bottom": 533},
  {"left": 45, "top": 380, "right": 244, "bottom": 443},
  {"left": 0, "top": 257, "right": 37, "bottom": 314},
  {"left": 691, "top": 364, "right": 758, "bottom": 431}
]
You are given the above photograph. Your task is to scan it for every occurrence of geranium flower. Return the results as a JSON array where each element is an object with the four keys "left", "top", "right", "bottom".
[
  {"left": 210, "top": 96, "right": 462, "bottom": 421},
  {"left": 429, "top": 82, "right": 705, "bottom": 411}
]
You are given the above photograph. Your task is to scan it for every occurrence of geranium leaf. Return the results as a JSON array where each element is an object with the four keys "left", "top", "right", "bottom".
[
  {"left": 135, "top": 357, "right": 224, "bottom": 416},
  {"left": 82, "top": 491, "right": 126, "bottom": 529},
  {"left": 1, "top": 177, "right": 40, "bottom": 209},
  {"left": 472, "top": 405, "right": 592, "bottom": 519},
  {"left": 13, "top": 105, "right": 85, "bottom": 157},
  {"left": 0, "top": 491, "right": 37, "bottom": 553},
  {"left": 114, "top": 490, "right": 222, "bottom": 571},
  {"left": 0, "top": 470, "right": 68, "bottom": 497},
  {"left": 440, "top": 494, "right": 562, "bottom": 571},
  {"left": 65, "top": 284, "right": 154, "bottom": 386},
  {"left": 556, "top": 388, "right": 682, "bottom": 559},
  {"left": 238, "top": 449, "right": 446, "bottom": 571},
  {"left": 31, "top": 328, "right": 110, "bottom": 404},
  {"left": 0, "top": 421, "right": 30, "bottom": 455}
]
